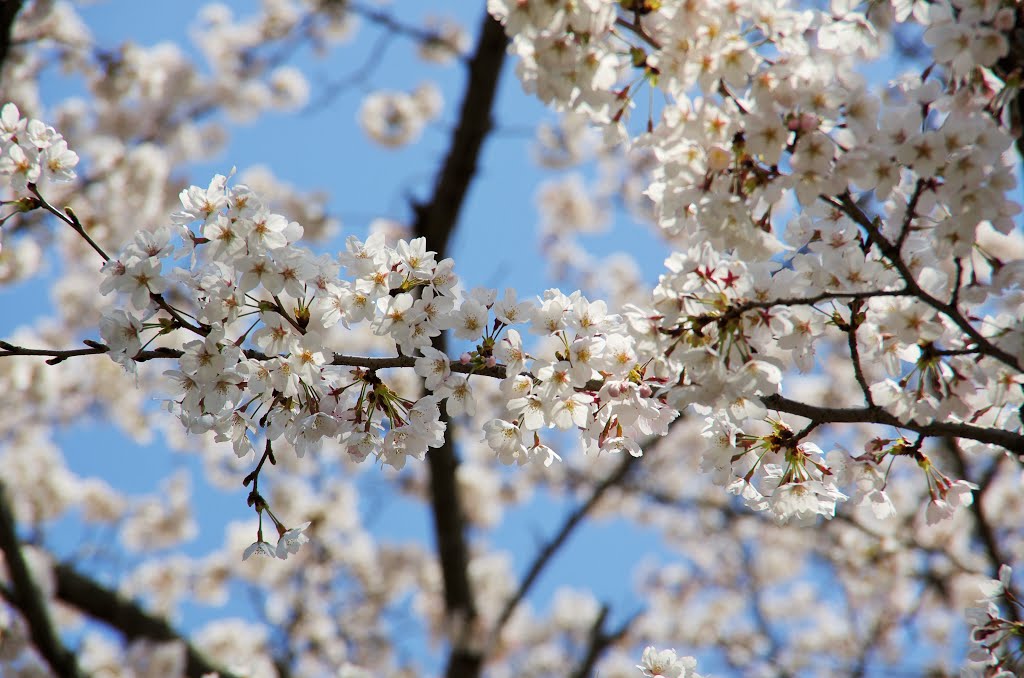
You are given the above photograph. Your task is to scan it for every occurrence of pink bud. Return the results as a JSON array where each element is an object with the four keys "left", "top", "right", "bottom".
[
  {"left": 798, "top": 112, "right": 818, "bottom": 132},
  {"left": 485, "top": 355, "right": 497, "bottom": 368},
  {"left": 607, "top": 382, "right": 621, "bottom": 398},
  {"left": 639, "top": 383, "right": 652, "bottom": 398},
  {"left": 460, "top": 352, "right": 471, "bottom": 364}
]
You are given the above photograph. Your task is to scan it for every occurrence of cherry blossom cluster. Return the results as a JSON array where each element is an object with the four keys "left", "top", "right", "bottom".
[
  {"left": 94, "top": 169, "right": 676, "bottom": 485},
  {"left": 482, "top": 287, "right": 679, "bottom": 465},
  {"left": 965, "top": 565, "right": 1022, "bottom": 676},
  {"left": 4, "top": 0, "right": 1024, "bottom": 671},
  {"left": 359, "top": 82, "right": 444, "bottom": 148},
  {"left": 0, "top": 102, "right": 79, "bottom": 192},
  {"left": 636, "top": 646, "right": 703, "bottom": 678},
  {"left": 97, "top": 173, "right": 444, "bottom": 471},
  {"left": 489, "top": 0, "right": 1024, "bottom": 526}
]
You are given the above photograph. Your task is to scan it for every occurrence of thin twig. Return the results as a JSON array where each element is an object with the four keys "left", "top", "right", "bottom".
[
  {"left": 566, "top": 604, "right": 643, "bottom": 678},
  {"left": 28, "top": 183, "right": 110, "bottom": 261},
  {"left": 614, "top": 15, "right": 662, "bottom": 50},
  {"left": 493, "top": 454, "right": 639, "bottom": 634},
  {"left": 845, "top": 298, "right": 875, "bottom": 407}
]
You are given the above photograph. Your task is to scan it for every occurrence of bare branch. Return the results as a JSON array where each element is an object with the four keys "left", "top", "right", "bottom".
[
  {"left": 0, "top": 481, "right": 84, "bottom": 678},
  {"left": 844, "top": 298, "right": 875, "bottom": 407},
  {"left": 0, "top": 0, "right": 23, "bottom": 88},
  {"left": 945, "top": 440, "right": 1022, "bottom": 627},
  {"left": 567, "top": 604, "right": 642, "bottom": 678},
  {"left": 493, "top": 454, "right": 639, "bottom": 635},
  {"left": 53, "top": 562, "right": 244, "bottom": 678},
  {"left": 350, "top": 2, "right": 468, "bottom": 62}
]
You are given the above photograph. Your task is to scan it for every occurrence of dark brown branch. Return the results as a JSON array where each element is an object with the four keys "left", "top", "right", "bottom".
[
  {"left": 844, "top": 298, "right": 874, "bottom": 407},
  {"left": 567, "top": 605, "right": 641, "bottom": 678},
  {"left": 0, "top": 481, "right": 84, "bottom": 678},
  {"left": 828, "top": 192, "right": 1022, "bottom": 372},
  {"left": 409, "top": 10, "right": 507, "bottom": 678},
  {"left": 493, "top": 454, "right": 638, "bottom": 634},
  {"left": 307, "top": 30, "right": 395, "bottom": 111},
  {"left": 993, "top": 6, "right": 1024, "bottom": 159},
  {"left": 53, "top": 562, "right": 243, "bottom": 678},
  {"left": 6, "top": 334, "right": 1019, "bottom": 451},
  {"left": 27, "top": 183, "right": 110, "bottom": 261},
  {"left": 760, "top": 393, "right": 1024, "bottom": 452},
  {"left": 946, "top": 441, "right": 1022, "bottom": 626},
  {"left": 310, "top": 1, "right": 473, "bottom": 111},
  {"left": 27, "top": 184, "right": 208, "bottom": 337},
  {"left": 740, "top": 543, "right": 790, "bottom": 677},
  {"left": 0, "top": 340, "right": 513, "bottom": 376},
  {"left": 614, "top": 15, "right": 662, "bottom": 50},
  {"left": 412, "top": 15, "right": 506, "bottom": 253},
  {"left": 0, "top": 0, "right": 22, "bottom": 87}
]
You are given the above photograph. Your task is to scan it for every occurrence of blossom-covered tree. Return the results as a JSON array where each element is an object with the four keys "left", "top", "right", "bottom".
[{"left": 0, "top": 1, "right": 1022, "bottom": 677}]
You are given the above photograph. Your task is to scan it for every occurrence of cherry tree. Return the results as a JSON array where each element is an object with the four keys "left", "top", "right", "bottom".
[{"left": 0, "top": 0, "right": 1022, "bottom": 677}]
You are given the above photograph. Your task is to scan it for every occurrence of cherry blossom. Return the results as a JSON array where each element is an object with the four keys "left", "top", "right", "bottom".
[{"left": 1, "top": 0, "right": 1023, "bottom": 676}]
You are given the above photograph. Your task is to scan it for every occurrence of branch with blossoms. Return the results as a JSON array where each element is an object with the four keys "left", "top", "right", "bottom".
[
  {"left": 966, "top": 565, "right": 1024, "bottom": 675},
  {"left": 4, "top": 0, "right": 1024, "bottom": 675},
  {"left": 482, "top": 4, "right": 1024, "bottom": 656},
  {"left": 3, "top": 0, "right": 1024, "bottom": 653},
  {"left": 4, "top": 169, "right": 1024, "bottom": 524},
  {"left": 407, "top": 14, "right": 507, "bottom": 678}
]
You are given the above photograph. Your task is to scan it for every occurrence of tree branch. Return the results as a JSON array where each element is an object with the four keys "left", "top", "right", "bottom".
[
  {"left": 828, "top": 192, "right": 1022, "bottom": 372},
  {"left": 567, "top": 605, "right": 641, "bottom": 678},
  {"left": 945, "top": 440, "right": 1022, "bottom": 626},
  {"left": 760, "top": 393, "right": 1024, "bottom": 452},
  {"left": 993, "top": 6, "right": 1024, "bottom": 160},
  {"left": 493, "top": 454, "right": 639, "bottom": 635},
  {"left": 408, "top": 9, "right": 507, "bottom": 678},
  {"left": 844, "top": 298, "right": 875, "bottom": 407},
  {"left": 53, "top": 562, "right": 244, "bottom": 678},
  {"left": 0, "top": 481, "right": 84, "bottom": 678},
  {"left": 0, "top": 0, "right": 22, "bottom": 88},
  {"left": 5, "top": 337, "right": 1019, "bottom": 452},
  {"left": 349, "top": 2, "right": 468, "bottom": 63},
  {"left": 0, "top": 340, "right": 514, "bottom": 377}
]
